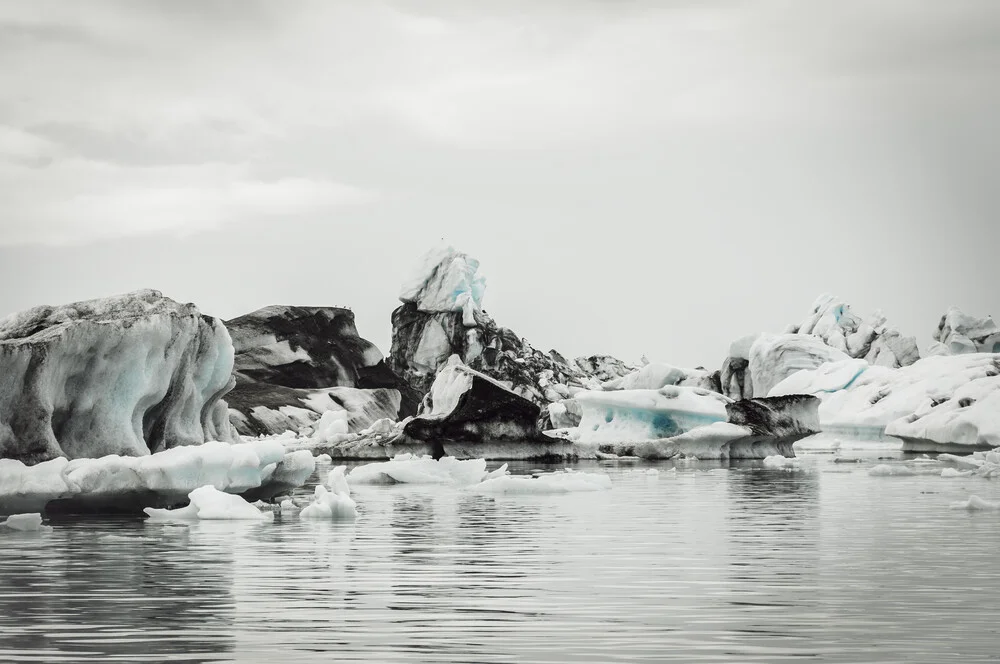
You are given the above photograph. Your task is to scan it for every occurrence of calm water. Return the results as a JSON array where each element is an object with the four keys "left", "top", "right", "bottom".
[{"left": 2, "top": 446, "right": 999, "bottom": 663}]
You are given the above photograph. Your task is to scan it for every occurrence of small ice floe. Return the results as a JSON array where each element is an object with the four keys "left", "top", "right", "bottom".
[
  {"left": 949, "top": 495, "right": 1000, "bottom": 511},
  {"left": 868, "top": 464, "right": 915, "bottom": 477},
  {"left": 941, "top": 468, "right": 975, "bottom": 478},
  {"left": 645, "top": 468, "right": 660, "bottom": 476},
  {"left": 471, "top": 470, "right": 612, "bottom": 495},
  {"left": 347, "top": 454, "right": 507, "bottom": 487},
  {"left": 144, "top": 486, "right": 273, "bottom": 521},
  {"left": 315, "top": 454, "right": 333, "bottom": 465},
  {"left": 763, "top": 455, "right": 801, "bottom": 470},
  {"left": 99, "top": 534, "right": 158, "bottom": 543},
  {"left": 299, "top": 467, "right": 357, "bottom": 520},
  {"left": 1, "top": 513, "right": 49, "bottom": 532}
]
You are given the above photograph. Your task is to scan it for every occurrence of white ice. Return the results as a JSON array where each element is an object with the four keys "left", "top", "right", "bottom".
[
  {"left": 471, "top": 470, "right": 612, "bottom": 495},
  {"left": 0, "top": 439, "right": 314, "bottom": 512},
  {"left": 144, "top": 485, "right": 272, "bottom": 521},
  {"left": 762, "top": 455, "right": 801, "bottom": 470},
  {"left": 347, "top": 453, "right": 507, "bottom": 486},
  {"left": 299, "top": 467, "right": 356, "bottom": 520},
  {"left": 949, "top": 495, "right": 1000, "bottom": 511},
  {"left": 1, "top": 513, "right": 46, "bottom": 531},
  {"left": 770, "top": 354, "right": 1000, "bottom": 450},
  {"left": 749, "top": 333, "right": 851, "bottom": 398},
  {"left": 398, "top": 246, "right": 486, "bottom": 321}
]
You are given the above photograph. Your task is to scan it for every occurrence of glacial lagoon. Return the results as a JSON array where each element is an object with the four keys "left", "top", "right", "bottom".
[{"left": 2, "top": 442, "right": 998, "bottom": 664}]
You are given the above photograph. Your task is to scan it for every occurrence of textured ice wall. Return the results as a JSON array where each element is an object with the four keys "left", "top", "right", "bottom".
[
  {"left": 771, "top": 354, "right": 1000, "bottom": 450},
  {"left": 0, "top": 290, "right": 236, "bottom": 464},
  {"left": 748, "top": 334, "right": 851, "bottom": 399}
]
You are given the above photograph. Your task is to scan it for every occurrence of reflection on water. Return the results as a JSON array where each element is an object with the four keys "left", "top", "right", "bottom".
[{"left": 1, "top": 457, "right": 999, "bottom": 663}]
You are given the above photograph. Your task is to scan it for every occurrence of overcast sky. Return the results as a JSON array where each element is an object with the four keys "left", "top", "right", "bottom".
[{"left": 0, "top": 0, "right": 997, "bottom": 367}]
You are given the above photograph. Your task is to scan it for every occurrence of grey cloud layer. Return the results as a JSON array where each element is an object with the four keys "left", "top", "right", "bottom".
[{"left": 0, "top": 0, "right": 996, "bottom": 365}]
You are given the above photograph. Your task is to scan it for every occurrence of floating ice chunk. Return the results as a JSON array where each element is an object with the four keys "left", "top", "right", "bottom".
[
  {"left": 949, "top": 495, "right": 1000, "bottom": 511},
  {"left": 144, "top": 486, "right": 272, "bottom": 521},
  {"left": 941, "top": 468, "right": 975, "bottom": 478},
  {"left": 279, "top": 499, "right": 299, "bottom": 514},
  {"left": 645, "top": 468, "right": 660, "bottom": 476},
  {"left": 1, "top": 513, "right": 46, "bottom": 531},
  {"left": 347, "top": 454, "right": 498, "bottom": 486},
  {"left": 472, "top": 470, "right": 612, "bottom": 495},
  {"left": 763, "top": 455, "right": 800, "bottom": 470},
  {"left": 299, "top": 484, "right": 357, "bottom": 520},
  {"left": 315, "top": 454, "right": 333, "bottom": 464},
  {"left": 868, "top": 464, "right": 915, "bottom": 477}
]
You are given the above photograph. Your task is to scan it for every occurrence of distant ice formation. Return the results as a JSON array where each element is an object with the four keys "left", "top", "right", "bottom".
[
  {"left": 931, "top": 307, "right": 1000, "bottom": 355},
  {"left": 749, "top": 334, "right": 851, "bottom": 399}
]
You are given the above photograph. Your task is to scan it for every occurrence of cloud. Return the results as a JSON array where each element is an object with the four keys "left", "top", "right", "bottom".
[{"left": 0, "top": 139, "right": 373, "bottom": 246}]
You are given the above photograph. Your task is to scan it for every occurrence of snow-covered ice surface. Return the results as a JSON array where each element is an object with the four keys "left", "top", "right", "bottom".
[
  {"left": 0, "top": 439, "right": 315, "bottom": 515},
  {"left": 771, "top": 354, "right": 1000, "bottom": 451},
  {"left": 144, "top": 485, "right": 272, "bottom": 521}
]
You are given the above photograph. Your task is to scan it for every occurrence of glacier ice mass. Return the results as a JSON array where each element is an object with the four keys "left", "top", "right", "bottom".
[
  {"left": 770, "top": 354, "right": 1000, "bottom": 451},
  {"left": 0, "top": 289, "right": 237, "bottom": 464}
]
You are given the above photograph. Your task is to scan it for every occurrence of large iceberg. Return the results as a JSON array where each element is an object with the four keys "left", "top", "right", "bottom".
[
  {"left": 225, "top": 304, "right": 419, "bottom": 434},
  {"left": 0, "top": 439, "right": 314, "bottom": 515},
  {"left": 562, "top": 388, "right": 819, "bottom": 460},
  {"left": 931, "top": 307, "right": 1000, "bottom": 355},
  {"left": 311, "top": 357, "right": 574, "bottom": 461},
  {"left": 390, "top": 247, "right": 635, "bottom": 423},
  {"left": 0, "top": 290, "right": 236, "bottom": 464},
  {"left": 771, "top": 354, "right": 1000, "bottom": 451}
]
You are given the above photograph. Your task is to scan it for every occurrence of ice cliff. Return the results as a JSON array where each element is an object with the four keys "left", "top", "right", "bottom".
[
  {"left": 0, "top": 290, "right": 236, "bottom": 465},
  {"left": 224, "top": 305, "right": 418, "bottom": 436}
]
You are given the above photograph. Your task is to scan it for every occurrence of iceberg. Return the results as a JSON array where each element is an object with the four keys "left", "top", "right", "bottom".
[
  {"left": 347, "top": 453, "right": 507, "bottom": 486},
  {"left": 1, "top": 513, "right": 47, "bottom": 532},
  {"left": 770, "top": 354, "right": 1000, "bottom": 451},
  {"left": 932, "top": 307, "right": 1000, "bottom": 355},
  {"left": 144, "top": 485, "right": 272, "bottom": 521},
  {"left": 789, "top": 294, "right": 919, "bottom": 368},
  {"left": 949, "top": 495, "right": 1000, "bottom": 511},
  {"left": 0, "top": 289, "right": 236, "bottom": 464},
  {"left": 225, "top": 304, "right": 419, "bottom": 430},
  {"left": 471, "top": 470, "right": 612, "bottom": 495},
  {"left": 572, "top": 386, "right": 731, "bottom": 443},
  {"left": 299, "top": 466, "right": 357, "bottom": 520},
  {"left": 399, "top": 245, "right": 486, "bottom": 322},
  {"left": 0, "top": 439, "right": 314, "bottom": 515}
]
